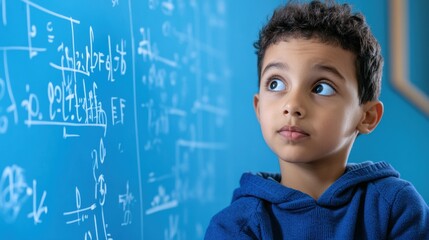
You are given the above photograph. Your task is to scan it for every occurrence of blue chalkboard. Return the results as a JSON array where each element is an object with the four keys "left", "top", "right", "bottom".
[{"left": 0, "top": 0, "right": 235, "bottom": 238}]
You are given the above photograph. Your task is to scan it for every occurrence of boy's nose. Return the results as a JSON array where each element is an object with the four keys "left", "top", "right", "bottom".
[
  {"left": 282, "top": 93, "right": 306, "bottom": 118},
  {"left": 283, "top": 107, "right": 304, "bottom": 118},
  {"left": 283, "top": 106, "right": 305, "bottom": 118}
]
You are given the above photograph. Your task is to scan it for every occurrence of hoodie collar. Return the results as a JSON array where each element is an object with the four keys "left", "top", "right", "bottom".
[{"left": 232, "top": 161, "right": 399, "bottom": 208}]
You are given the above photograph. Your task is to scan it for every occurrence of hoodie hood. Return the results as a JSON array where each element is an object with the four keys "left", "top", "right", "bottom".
[{"left": 232, "top": 161, "right": 400, "bottom": 208}]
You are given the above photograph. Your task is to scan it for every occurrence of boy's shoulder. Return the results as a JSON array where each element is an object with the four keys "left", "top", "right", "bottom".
[
  {"left": 367, "top": 170, "right": 428, "bottom": 214},
  {"left": 324, "top": 161, "right": 420, "bottom": 206},
  {"left": 341, "top": 161, "right": 420, "bottom": 205},
  {"left": 368, "top": 171, "right": 414, "bottom": 201},
  {"left": 365, "top": 167, "right": 429, "bottom": 239}
]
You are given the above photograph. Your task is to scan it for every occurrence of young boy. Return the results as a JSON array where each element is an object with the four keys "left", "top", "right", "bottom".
[{"left": 205, "top": 1, "right": 429, "bottom": 239}]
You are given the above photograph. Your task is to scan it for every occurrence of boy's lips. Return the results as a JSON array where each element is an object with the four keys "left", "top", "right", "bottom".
[{"left": 278, "top": 125, "right": 310, "bottom": 141}]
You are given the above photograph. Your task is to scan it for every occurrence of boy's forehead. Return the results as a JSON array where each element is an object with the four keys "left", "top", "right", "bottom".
[
  {"left": 262, "top": 39, "right": 356, "bottom": 71},
  {"left": 261, "top": 39, "right": 357, "bottom": 79},
  {"left": 267, "top": 38, "right": 355, "bottom": 56}
]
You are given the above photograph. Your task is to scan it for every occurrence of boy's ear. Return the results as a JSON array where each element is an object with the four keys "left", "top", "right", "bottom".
[
  {"left": 357, "top": 100, "right": 384, "bottom": 134},
  {"left": 253, "top": 94, "right": 261, "bottom": 122}
]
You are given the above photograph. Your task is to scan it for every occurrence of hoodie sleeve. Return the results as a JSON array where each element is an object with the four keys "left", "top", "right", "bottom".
[
  {"left": 388, "top": 183, "right": 429, "bottom": 239},
  {"left": 204, "top": 198, "right": 264, "bottom": 240},
  {"left": 204, "top": 211, "right": 258, "bottom": 240}
]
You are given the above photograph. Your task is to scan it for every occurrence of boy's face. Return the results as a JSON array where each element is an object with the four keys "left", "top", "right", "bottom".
[{"left": 254, "top": 38, "right": 368, "bottom": 165}]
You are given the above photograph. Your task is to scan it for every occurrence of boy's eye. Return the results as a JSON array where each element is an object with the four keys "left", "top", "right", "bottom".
[
  {"left": 312, "top": 82, "right": 335, "bottom": 96},
  {"left": 267, "top": 79, "right": 286, "bottom": 91}
]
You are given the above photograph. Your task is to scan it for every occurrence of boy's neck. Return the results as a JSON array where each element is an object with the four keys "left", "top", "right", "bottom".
[{"left": 279, "top": 158, "right": 347, "bottom": 200}]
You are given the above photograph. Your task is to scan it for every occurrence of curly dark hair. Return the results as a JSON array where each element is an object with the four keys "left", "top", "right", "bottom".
[{"left": 254, "top": 0, "right": 383, "bottom": 104}]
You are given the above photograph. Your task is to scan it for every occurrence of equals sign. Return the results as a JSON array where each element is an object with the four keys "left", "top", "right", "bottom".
[{"left": 48, "top": 35, "right": 54, "bottom": 43}]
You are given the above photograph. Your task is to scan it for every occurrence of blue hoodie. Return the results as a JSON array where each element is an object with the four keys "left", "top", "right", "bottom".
[{"left": 205, "top": 162, "right": 429, "bottom": 239}]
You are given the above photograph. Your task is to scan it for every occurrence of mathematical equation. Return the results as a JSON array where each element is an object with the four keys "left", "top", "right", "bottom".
[
  {"left": 1, "top": 0, "right": 127, "bottom": 138},
  {"left": 63, "top": 138, "right": 135, "bottom": 239}
]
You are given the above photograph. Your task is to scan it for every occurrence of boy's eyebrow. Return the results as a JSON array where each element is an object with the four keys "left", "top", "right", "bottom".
[
  {"left": 261, "top": 62, "right": 288, "bottom": 76},
  {"left": 313, "top": 64, "right": 345, "bottom": 81}
]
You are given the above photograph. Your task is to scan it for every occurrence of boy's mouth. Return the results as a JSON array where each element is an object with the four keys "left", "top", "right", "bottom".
[{"left": 277, "top": 125, "right": 310, "bottom": 141}]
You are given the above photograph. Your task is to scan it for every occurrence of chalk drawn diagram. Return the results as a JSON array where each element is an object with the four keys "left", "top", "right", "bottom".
[
  {"left": 63, "top": 138, "right": 116, "bottom": 240},
  {"left": 0, "top": 165, "right": 48, "bottom": 225},
  {"left": 0, "top": 0, "right": 229, "bottom": 239}
]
